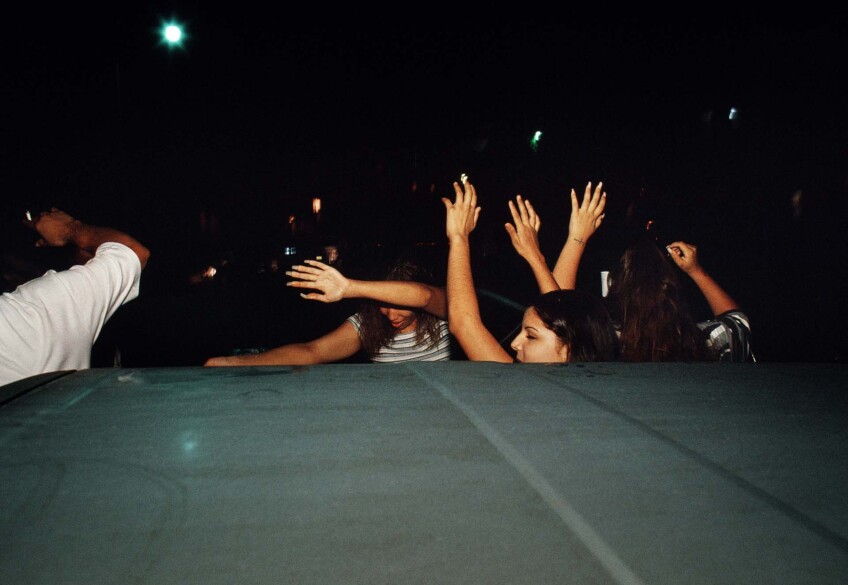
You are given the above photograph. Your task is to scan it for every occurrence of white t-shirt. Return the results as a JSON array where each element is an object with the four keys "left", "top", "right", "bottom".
[
  {"left": 346, "top": 313, "right": 451, "bottom": 362},
  {"left": 0, "top": 242, "right": 142, "bottom": 386}
]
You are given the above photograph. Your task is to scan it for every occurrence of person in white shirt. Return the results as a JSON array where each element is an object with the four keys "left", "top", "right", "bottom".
[{"left": 0, "top": 208, "right": 150, "bottom": 386}]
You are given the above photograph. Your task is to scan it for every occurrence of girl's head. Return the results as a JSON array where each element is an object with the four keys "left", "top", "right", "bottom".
[
  {"left": 358, "top": 257, "right": 444, "bottom": 357},
  {"left": 510, "top": 289, "right": 619, "bottom": 363},
  {"left": 608, "top": 235, "right": 709, "bottom": 361}
]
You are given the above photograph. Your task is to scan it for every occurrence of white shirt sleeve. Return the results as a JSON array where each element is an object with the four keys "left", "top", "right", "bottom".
[{"left": 0, "top": 242, "right": 143, "bottom": 385}]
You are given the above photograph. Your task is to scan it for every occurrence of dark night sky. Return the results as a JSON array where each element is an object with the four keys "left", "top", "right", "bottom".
[
  {"left": 5, "top": 11, "right": 844, "bottom": 224},
  {"left": 3, "top": 8, "right": 848, "bottom": 360}
]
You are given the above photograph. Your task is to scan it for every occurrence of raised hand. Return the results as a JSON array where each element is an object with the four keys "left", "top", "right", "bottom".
[
  {"left": 30, "top": 208, "right": 79, "bottom": 248},
  {"left": 568, "top": 181, "right": 606, "bottom": 245},
  {"left": 443, "top": 180, "right": 480, "bottom": 241},
  {"left": 505, "top": 195, "right": 543, "bottom": 262},
  {"left": 666, "top": 241, "right": 701, "bottom": 275},
  {"left": 286, "top": 259, "right": 350, "bottom": 302}
]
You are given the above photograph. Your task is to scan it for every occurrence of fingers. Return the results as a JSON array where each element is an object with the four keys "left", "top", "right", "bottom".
[
  {"left": 298, "top": 292, "right": 330, "bottom": 303},
  {"left": 510, "top": 195, "right": 540, "bottom": 229},
  {"left": 466, "top": 181, "right": 477, "bottom": 210},
  {"left": 452, "top": 181, "right": 464, "bottom": 205},
  {"left": 594, "top": 184, "right": 606, "bottom": 215},
  {"left": 666, "top": 244, "right": 683, "bottom": 258},
  {"left": 286, "top": 279, "right": 312, "bottom": 289},
  {"left": 302, "top": 259, "right": 329, "bottom": 269},
  {"left": 594, "top": 213, "right": 606, "bottom": 229},
  {"left": 515, "top": 195, "right": 529, "bottom": 222},
  {"left": 507, "top": 200, "right": 521, "bottom": 226},
  {"left": 523, "top": 198, "right": 540, "bottom": 230},
  {"left": 581, "top": 182, "right": 593, "bottom": 208},
  {"left": 288, "top": 259, "right": 330, "bottom": 276},
  {"left": 569, "top": 188, "right": 579, "bottom": 216},
  {"left": 668, "top": 241, "right": 695, "bottom": 255}
]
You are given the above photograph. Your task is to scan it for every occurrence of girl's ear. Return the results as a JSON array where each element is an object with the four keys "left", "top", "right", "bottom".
[{"left": 558, "top": 343, "right": 570, "bottom": 363}]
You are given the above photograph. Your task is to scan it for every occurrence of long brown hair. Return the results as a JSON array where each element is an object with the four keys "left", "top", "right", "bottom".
[
  {"left": 608, "top": 236, "right": 713, "bottom": 361},
  {"left": 357, "top": 258, "right": 445, "bottom": 358}
]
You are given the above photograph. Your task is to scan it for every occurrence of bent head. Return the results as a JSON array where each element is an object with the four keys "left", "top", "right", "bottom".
[
  {"left": 358, "top": 255, "right": 443, "bottom": 357},
  {"left": 510, "top": 289, "right": 618, "bottom": 363},
  {"left": 379, "top": 305, "right": 418, "bottom": 334}
]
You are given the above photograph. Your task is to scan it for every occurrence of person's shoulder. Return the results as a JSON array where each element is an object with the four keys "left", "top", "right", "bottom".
[
  {"left": 92, "top": 241, "right": 143, "bottom": 269},
  {"left": 95, "top": 241, "right": 135, "bottom": 255},
  {"left": 346, "top": 312, "right": 364, "bottom": 328},
  {"left": 700, "top": 310, "right": 754, "bottom": 362},
  {"left": 698, "top": 310, "right": 750, "bottom": 332}
]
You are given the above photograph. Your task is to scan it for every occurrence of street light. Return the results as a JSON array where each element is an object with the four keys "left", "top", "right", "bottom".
[{"left": 159, "top": 20, "right": 186, "bottom": 50}]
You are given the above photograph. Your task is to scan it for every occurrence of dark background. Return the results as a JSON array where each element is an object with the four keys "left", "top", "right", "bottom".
[{"left": 3, "top": 8, "right": 847, "bottom": 363}]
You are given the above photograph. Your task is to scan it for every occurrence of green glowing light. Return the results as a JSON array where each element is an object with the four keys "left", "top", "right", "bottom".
[
  {"left": 530, "top": 130, "right": 542, "bottom": 152},
  {"left": 159, "top": 20, "right": 186, "bottom": 49},
  {"left": 165, "top": 25, "right": 182, "bottom": 43}
]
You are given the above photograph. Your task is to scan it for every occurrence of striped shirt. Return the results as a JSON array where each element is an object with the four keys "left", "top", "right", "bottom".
[
  {"left": 698, "top": 310, "right": 754, "bottom": 362},
  {"left": 346, "top": 313, "right": 452, "bottom": 362}
]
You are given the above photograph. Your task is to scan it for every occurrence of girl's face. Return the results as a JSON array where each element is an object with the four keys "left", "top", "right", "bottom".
[
  {"left": 510, "top": 307, "right": 569, "bottom": 363},
  {"left": 379, "top": 306, "right": 418, "bottom": 334}
]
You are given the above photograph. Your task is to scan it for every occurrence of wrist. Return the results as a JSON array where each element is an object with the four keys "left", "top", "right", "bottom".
[
  {"left": 343, "top": 279, "right": 359, "bottom": 299},
  {"left": 67, "top": 220, "right": 87, "bottom": 247}
]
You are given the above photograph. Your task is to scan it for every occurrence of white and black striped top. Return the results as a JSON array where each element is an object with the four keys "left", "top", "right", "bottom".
[
  {"left": 346, "top": 313, "right": 452, "bottom": 362},
  {"left": 698, "top": 310, "right": 754, "bottom": 362}
]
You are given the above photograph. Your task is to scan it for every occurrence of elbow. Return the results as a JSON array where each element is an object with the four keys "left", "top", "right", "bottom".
[
  {"left": 448, "top": 311, "right": 476, "bottom": 337},
  {"left": 136, "top": 246, "right": 150, "bottom": 270}
]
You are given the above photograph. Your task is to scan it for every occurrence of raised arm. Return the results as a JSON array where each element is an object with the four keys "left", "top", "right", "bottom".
[
  {"left": 666, "top": 241, "right": 739, "bottom": 316},
  {"left": 551, "top": 182, "right": 606, "bottom": 289},
  {"left": 443, "top": 180, "right": 513, "bottom": 363},
  {"left": 504, "top": 195, "right": 559, "bottom": 294},
  {"left": 28, "top": 208, "right": 150, "bottom": 269},
  {"left": 286, "top": 259, "right": 446, "bottom": 318},
  {"left": 204, "top": 320, "right": 363, "bottom": 366}
]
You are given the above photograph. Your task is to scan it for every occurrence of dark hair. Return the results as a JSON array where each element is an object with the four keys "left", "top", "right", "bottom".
[
  {"left": 608, "top": 235, "right": 713, "bottom": 361},
  {"left": 357, "top": 258, "right": 445, "bottom": 357},
  {"left": 532, "top": 289, "right": 619, "bottom": 362}
]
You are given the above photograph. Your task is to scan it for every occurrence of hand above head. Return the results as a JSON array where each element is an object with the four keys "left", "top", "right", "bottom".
[
  {"left": 666, "top": 241, "right": 702, "bottom": 275},
  {"left": 286, "top": 259, "right": 350, "bottom": 303},
  {"left": 505, "top": 195, "right": 543, "bottom": 261},
  {"left": 28, "top": 208, "right": 80, "bottom": 248},
  {"left": 442, "top": 180, "right": 480, "bottom": 242},
  {"left": 551, "top": 181, "right": 607, "bottom": 290},
  {"left": 667, "top": 240, "right": 739, "bottom": 316},
  {"left": 568, "top": 181, "right": 606, "bottom": 245}
]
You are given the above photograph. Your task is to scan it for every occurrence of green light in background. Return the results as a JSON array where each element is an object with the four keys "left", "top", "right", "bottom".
[
  {"left": 159, "top": 20, "right": 186, "bottom": 49},
  {"left": 530, "top": 130, "right": 542, "bottom": 152}
]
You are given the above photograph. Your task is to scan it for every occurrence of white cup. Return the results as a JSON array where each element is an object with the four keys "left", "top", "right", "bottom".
[{"left": 600, "top": 271, "right": 610, "bottom": 297}]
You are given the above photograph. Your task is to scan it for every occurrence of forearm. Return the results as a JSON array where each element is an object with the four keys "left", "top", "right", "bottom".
[
  {"left": 447, "top": 236, "right": 481, "bottom": 325},
  {"left": 71, "top": 222, "right": 150, "bottom": 269},
  {"left": 551, "top": 239, "right": 586, "bottom": 290},
  {"left": 687, "top": 269, "right": 740, "bottom": 316},
  {"left": 522, "top": 251, "right": 559, "bottom": 294},
  {"left": 206, "top": 343, "right": 322, "bottom": 366},
  {"left": 447, "top": 236, "right": 512, "bottom": 362},
  {"left": 346, "top": 280, "right": 447, "bottom": 317}
]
